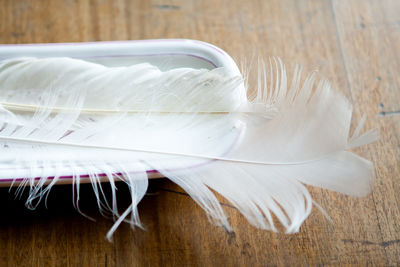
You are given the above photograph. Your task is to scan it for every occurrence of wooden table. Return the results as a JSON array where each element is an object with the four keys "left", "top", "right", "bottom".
[{"left": 1, "top": 0, "right": 399, "bottom": 266}]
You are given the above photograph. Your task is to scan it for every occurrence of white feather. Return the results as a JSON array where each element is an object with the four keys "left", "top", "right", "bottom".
[{"left": 0, "top": 57, "right": 378, "bottom": 238}]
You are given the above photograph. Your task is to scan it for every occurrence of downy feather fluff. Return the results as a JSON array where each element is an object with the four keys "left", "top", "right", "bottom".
[{"left": 0, "top": 57, "right": 378, "bottom": 240}]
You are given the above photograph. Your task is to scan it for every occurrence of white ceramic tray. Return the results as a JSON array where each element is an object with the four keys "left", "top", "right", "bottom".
[{"left": 0, "top": 39, "right": 242, "bottom": 186}]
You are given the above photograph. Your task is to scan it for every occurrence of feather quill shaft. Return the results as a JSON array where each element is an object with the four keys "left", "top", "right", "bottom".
[
  {"left": 0, "top": 132, "right": 376, "bottom": 166},
  {"left": 0, "top": 102, "right": 271, "bottom": 115}
]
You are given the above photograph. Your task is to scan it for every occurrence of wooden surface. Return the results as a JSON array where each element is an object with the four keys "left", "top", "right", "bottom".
[{"left": 1, "top": 0, "right": 399, "bottom": 266}]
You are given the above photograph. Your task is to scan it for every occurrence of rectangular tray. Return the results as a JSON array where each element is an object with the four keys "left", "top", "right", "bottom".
[{"left": 0, "top": 39, "right": 242, "bottom": 186}]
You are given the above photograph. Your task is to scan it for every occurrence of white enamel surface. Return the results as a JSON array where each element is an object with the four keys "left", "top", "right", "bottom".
[{"left": 0, "top": 39, "right": 243, "bottom": 184}]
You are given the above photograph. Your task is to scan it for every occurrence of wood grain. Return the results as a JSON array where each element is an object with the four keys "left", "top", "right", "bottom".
[{"left": 0, "top": 0, "right": 399, "bottom": 266}]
